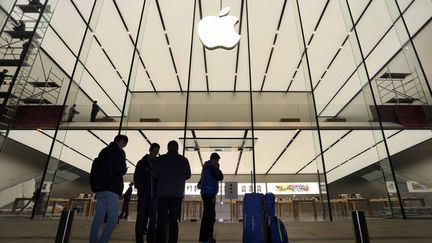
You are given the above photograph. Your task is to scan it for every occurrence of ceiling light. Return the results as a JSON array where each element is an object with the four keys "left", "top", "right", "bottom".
[
  {"left": 325, "top": 69, "right": 329, "bottom": 71},
  {"left": 312, "top": 31, "right": 316, "bottom": 34},
  {"left": 168, "top": 45, "right": 171, "bottom": 48},
  {"left": 275, "top": 30, "right": 279, "bottom": 34},
  {"left": 164, "top": 30, "right": 167, "bottom": 34},
  {"left": 339, "top": 46, "right": 343, "bottom": 49},
  {"left": 127, "top": 31, "right": 131, "bottom": 35},
  {"left": 91, "top": 32, "right": 95, "bottom": 36},
  {"left": 348, "top": 32, "right": 352, "bottom": 35},
  {"left": 272, "top": 44, "right": 275, "bottom": 48}
]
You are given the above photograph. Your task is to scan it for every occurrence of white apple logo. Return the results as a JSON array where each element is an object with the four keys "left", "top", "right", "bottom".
[{"left": 198, "top": 7, "right": 240, "bottom": 50}]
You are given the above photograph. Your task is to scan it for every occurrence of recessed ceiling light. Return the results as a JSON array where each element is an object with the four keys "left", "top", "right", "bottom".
[
  {"left": 312, "top": 31, "right": 316, "bottom": 34},
  {"left": 275, "top": 30, "right": 279, "bottom": 34},
  {"left": 348, "top": 32, "right": 352, "bottom": 35},
  {"left": 339, "top": 46, "right": 343, "bottom": 49}
]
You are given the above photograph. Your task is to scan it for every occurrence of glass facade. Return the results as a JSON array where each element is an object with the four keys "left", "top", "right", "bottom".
[{"left": 0, "top": 0, "right": 431, "bottom": 223}]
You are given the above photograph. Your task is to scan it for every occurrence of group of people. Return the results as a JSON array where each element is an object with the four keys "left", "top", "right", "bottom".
[
  {"left": 89, "top": 135, "right": 223, "bottom": 243},
  {"left": 67, "top": 100, "right": 100, "bottom": 122}
]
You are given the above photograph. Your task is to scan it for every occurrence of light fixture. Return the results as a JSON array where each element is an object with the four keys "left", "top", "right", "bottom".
[{"left": 339, "top": 46, "right": 343, "bottom": 49}]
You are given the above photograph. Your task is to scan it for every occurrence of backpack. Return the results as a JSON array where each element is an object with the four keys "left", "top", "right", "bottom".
[
  {"left": 89, "top": 156, "right": 111, "bottom": 192},
  {"left": 268, "top": 216, "right": 289, "bottom": 243}
]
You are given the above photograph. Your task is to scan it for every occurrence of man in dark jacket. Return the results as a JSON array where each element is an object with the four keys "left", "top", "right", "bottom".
[
  {"left": 198, "top": 153, "right": 223, "bottom": 243},
  {"left": 134, "top": 143, "right": 160, "bottom": 243},
  {"left": 90, "top": 135, "right": 128, "bottom": 243},
  {"left": 91, "top": 100, "right": 100, "bottom": 122},
  {"left": 154, "top": 140, "right": 191, "bottom": 243},
  {"left": 119, "top": 182, "right": 134, "bottom": 220}
]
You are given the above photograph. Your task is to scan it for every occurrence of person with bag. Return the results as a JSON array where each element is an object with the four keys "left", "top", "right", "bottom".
[
  {"left": 135, "top": 143, "right": 160, "bottom": 243},
  {"left": 198, "top": 153, "right": 224, "bottom": 243},
  {"left": 89, "top": 135, "right": 128, "bottom": 243}
]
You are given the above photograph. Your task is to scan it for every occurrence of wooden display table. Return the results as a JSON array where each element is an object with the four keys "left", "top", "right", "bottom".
[
  {"left": 292, "top": 199, "right": 318, "bottom": 218},
  {"left": 276, "top": 200, "right": 293, "bottom": 218},
  {"left": 182, "top": 199, "right": 202, "bottom": 220},
  {"left": 370, "top": 197, "right": 425, "bottom": 207}
]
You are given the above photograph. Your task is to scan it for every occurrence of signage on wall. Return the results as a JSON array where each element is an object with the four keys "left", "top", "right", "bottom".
[
  {"left": 198, "top": 7, "right": 240, "bottom": 49},
  {"left": 267, "top": 182, "right": 319, "bottom": 195},
  {"left": 224, "top": 182, "right": 238, "bottom": 199},
  {"left": 406, "top": 181, "right": 432, "bottom": 193},
  {"left": 237, "top": 183, "right": 267, "bottom": 195}
]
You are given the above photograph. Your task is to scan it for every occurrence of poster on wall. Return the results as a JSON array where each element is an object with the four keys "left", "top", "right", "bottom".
[
  {"left": 406, "top": 181, "right": 432, "bottom": 193},
  {"left": 237, "top": 183, "right": 266, "bottom": 195},
  {"left": 386, "top": 181, "right": 397, "bottom": 193},
  {"left": 184, "top": 182, "right": 226, "bottom": 195},
  {"left": 267, "top": 182, "right": 319, "bottom": 195}
]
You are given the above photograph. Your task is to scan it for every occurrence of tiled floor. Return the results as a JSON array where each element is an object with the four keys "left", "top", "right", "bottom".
[{"left": 0, "top": 218, "right": 431, "bottom": 242}]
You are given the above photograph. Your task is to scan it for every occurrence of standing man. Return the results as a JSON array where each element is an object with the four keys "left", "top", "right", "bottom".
[
  {"left": 134, "top": 143, "right": 160, "bottom": 243},
  {"left": 198, "top": 153, "right": 223, "bottom": 243},
  {"left": 154, "top": 141, "right": 191, "bottom": 243},
  {"left": 119, "top": 182, "right": 134, "bottom": 220},
  {"left": 67, "top": 104, "right": 79, "bottom": 122},
  {"left": 89, "top": 135, "right": 128, "bottom": 243},
  {"left": 91, "top": 100, "right": 100, "bottom": 122}
]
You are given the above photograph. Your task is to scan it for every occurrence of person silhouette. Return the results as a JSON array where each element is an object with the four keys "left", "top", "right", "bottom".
[{"left": 91, "top": 100, "right": 100, "bottom": 122}]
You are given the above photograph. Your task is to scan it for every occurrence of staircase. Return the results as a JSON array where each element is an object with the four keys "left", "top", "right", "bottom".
[{"left": 0, "top": 0, "right": 60, "bottom": 152}]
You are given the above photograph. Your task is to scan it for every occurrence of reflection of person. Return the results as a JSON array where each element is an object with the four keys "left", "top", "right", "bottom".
[
  {"left": 0, "top": 69, "right": 12, "bottom": 89},
  {"left": 154, "top": 141, "right": 191, "bottom": 243},
  {"left": 198, "top": 153, "right": 223, "bottom": 243},
  {"left": 91, "top": 100, "right": 100, "bottom": 122},
  {"left": 13, "top": 20, "right": 25, "bottom": 31},
  {"left": 89, "top": 135, "right": 128, "bottom": 243},
  {"left": 119, "top": 182, "right": 134, "bottom": 220},
  {"left": 134, "top": 143, "right": 160, "bottom": 243},
  {"left": 67, "top": 104, "right": 80, "bottom": 122}
]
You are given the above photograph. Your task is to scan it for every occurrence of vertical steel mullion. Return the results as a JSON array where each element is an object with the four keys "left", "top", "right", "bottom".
[
  {"left": 245, "top": 0, "right": 257, "bottom": 192},
  {"left": 31, "top": 0, "right": 99, "bottom": 219},
  {"left": 118, "top": 0, "right": 148, "bottom": 134},
  {"left": 182, "top": 0, "right": 197, "bottom": 156},
  {"left": 294, "top": 0, "right": 332, "bottom": 221},
  {"left": 345, "top": 0, "right": 406, "bottom": 219}
]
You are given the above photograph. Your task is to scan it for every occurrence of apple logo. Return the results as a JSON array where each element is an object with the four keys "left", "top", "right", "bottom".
[{"left": 198, "top": 7, "right": 240, "bottom": 50}]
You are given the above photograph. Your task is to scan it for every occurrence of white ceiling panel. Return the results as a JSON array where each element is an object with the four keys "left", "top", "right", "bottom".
[
  {"left": 139, "top": 0, "right": 178, "bottom": 91},
  {"left": 63, "top": 130, "right": 105, "bottom": 160},
  {"left": 8, "top": 130, "right": 53, "bottom": 155},
  {"left": 298, "top": 0, "right": 328, "bottom": 41},
  {"left": 95, "top": 0, "right": 134, "bottom": 81},
  {"left": 365, "top": 28, "right": 401, "bottom": 78},
  {"left": 289, "top": 63, "right": 308, "bottom": 91},
  {"left": 71, "top": 0, "right": 95, "bottom": 22},
  {"left": 385, "top": 129, "right": 432, "bottom": 155},
  {"left": 50, "top": 0, "right": 86, "bottom": 55},
  {"left": 248, "top": 0, "right": 285, "bottom": 90},
  {"left": 122, "top": 130, "right": 150, "bottom": 164},
  {"left": 320, "top": 130, "right": 350, "bottom": 149},
  {"left": 319, "top": 73, "right": 364, "bottom": 117},
  {"left": 402, "top": 0, "right": 432, "bottom": 36},
  {"left": 132, "top": 58, "right": 154, "bottom": 91},
  {"left": 254, "top": 130, "right": 298, "bottom": 174},
  {"left": 264, "top": 2, "right": 302, "bottom": 91},
  {"left": 85, "top": 40, "right": 126, "bottom": 107},
  {"left": 42, "top": 28, "right": 76, "bottom": 75},
  {"left": 236, "top": 150, "right": 253, "bottom": 175},
  {"left": 159, "top": 0, "right": 194, "bottom": 91},
  {"left": 184, "top": 151, "right": 203, "bottom": 174},
  {"left": 114, "top": 0, "right": 145, "bottom": 40},
  {"left": 307, "top": 0, "right": 348, "bottom": 85},
  {"left": 347, "top": 0, "right": 370, "bottom": 23},
  {"left": 314, "top": 41, "right": 357, "bottom": 109},
  {"left": 356, "top": 0, "right": 393, "bottom": 55},
  {"left": 269, "top": 130, "right": 318, "bottom": 174}
]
